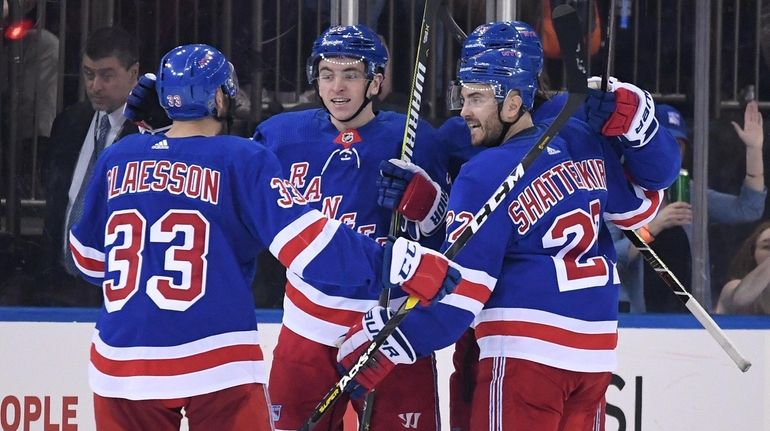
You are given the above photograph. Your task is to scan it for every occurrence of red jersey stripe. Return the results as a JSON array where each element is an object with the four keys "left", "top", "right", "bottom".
[
  {"left": 91, "top": 343, "right": 264, "bottom": 377},
  {"left": 475, "top": 320, "right": 618, "bottom": 350},
  {"left": 453, "top": 279, "right": 493, "bottom": 304},
  {"left": 276, "top": 217, "right": 328, "bottom": 267},
  {"left": 71, "top": 243, "right": 105, "bottom": 272},
  {"left": 612, "top": 189, "right": 661, "bottom": 228},
  {"left": 285, "top": 281, "right": 363, "bottom": 327}
]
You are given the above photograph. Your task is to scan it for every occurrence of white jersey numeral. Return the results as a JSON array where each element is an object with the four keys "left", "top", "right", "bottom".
[
  {"left": 543, "top": 199, "right": 610, "bottom": 292},
  {"left": 103, "top": 209, "right": 210, "bottom": 312}
]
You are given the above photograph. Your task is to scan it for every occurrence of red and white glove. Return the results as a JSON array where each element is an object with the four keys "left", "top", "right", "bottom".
[
  {"left": 587, "top": 76, "right": 659, "bottom": 148},
  {"left": 382, "top": 237, "right": 460, "bottom": 306},
  {"left": 336, "top": 306, "right": 417, "bottom": 398},
  {"left": 378, "top": 159, "right": 448, "bottom": 237}
]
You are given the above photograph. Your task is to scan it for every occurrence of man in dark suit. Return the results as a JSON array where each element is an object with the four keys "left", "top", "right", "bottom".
[{"left": 40, "top": 26, "right": 140, "bottom": 306}]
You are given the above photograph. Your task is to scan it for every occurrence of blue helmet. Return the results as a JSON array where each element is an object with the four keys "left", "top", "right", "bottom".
[
  {"left": 157, "top": 44, "right": 237, "bottom": 120},
  {"left": 456, "top": 48, "right": 538, "bottom": 110},
  {"left": 461, "top": 21, "right": 544, "bottom": 73},
  {"left": 655, "top": 104, "right": 689, "bottom": 141},
  {"left": 306, "top": 25, "right": 388, "bottom": 84}
]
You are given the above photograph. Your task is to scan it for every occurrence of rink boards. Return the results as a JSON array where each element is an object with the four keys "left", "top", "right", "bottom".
[{"left": 0, "top": 308, "right": 767, "bottom": 431}]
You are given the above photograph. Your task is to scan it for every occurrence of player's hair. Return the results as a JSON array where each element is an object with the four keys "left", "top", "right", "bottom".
[
  {"left": 306, "top": 24, "right": 388, "bottom": 84},
  {"left": 82, "top": 26, "right": 138, "bottom": 70},
  {"left": 156, "top": 44, "right": 237, "bottom": 120}
]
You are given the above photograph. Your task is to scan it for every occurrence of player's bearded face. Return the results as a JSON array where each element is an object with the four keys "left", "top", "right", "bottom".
[
  {"left": 82, "top": 55, "right": 138, "bottom": 113},
  {"left": 460, "top": 85, "right": 504, "bottom": 147},
  {"left": 316, "top": 57, "right": 376, "bottom": 124}
]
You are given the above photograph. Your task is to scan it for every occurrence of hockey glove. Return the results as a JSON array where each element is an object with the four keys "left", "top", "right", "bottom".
[
  {"left": 585, "top": 76, "right": 659, "bottom": 148},
  {"left": 336, "top": 306, "right": 417, "bottom": 398},
  {"left": 583, "top": 88, "right": 616, "bottom": 134},
  {"left": 124, "top": 73, "right": 172, "bottom": 134},
  {"left": 377, "top": 159, "right": 448, "bottom": 237},
  {"left": 382, "top": 236, "right": 460, "bottom": 306}
]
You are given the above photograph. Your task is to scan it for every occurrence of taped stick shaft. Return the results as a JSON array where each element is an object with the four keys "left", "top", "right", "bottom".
[{"left": 626, "top": 230, "right": 751, "bottom": 372}]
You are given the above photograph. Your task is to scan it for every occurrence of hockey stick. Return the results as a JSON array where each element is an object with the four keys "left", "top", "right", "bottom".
[
  {"left": 624, "top": 231, "right": 751, "bottom": 371},
  {"left": 363, "top": 0, "right": 442, "bottom": 428},
  {"left": 299, "top": 5, "right": 586, "bottom": 430},
  {"left": 596, "top": 1, "right": 751, "bottom": 372},
  {"left": 438, "top": 4, "right": 467, "bottom": 44}
]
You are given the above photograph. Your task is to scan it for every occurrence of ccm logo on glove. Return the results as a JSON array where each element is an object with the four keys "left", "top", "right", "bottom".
[
  {"left": 383, "top": 237, "right": 460, "bottom": 306},
  {"left": 393, "top": 239, "right": 419, "bottom": 281}
]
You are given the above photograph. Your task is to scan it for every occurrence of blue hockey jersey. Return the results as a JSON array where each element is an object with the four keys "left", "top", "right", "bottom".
[
  {"left": 253, "top": 108, "right": 449, "bottom": 346},
  {"left": 399, "top": 117, "right": 676, "bottom": 373},
  {"left": 69, "top": 132, "right": 385, "bottom": 399}
]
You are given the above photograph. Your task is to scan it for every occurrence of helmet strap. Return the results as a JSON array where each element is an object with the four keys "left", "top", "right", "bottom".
[{"left": 496, "top": 101, "right": 525, "bottom": 144}]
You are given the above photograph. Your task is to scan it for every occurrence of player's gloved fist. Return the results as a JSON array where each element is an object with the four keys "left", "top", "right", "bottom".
[
  {"left": 382, "top": 236, "right": 460, "bottom": 306},
  {"left": 583, "top": 88, "right": 616, "bottom": 134},
  {"left": 586, "top": 76, "right": 659, "bottom": 148},
  {"left": 124, "top": 73, "right": 173, "bottom": 134},
  {"left": 336, "top": 306, "right": 417, "bottom": 398},
  {"left": 377, "top": 159, "right": 448, "bottom": 237}
]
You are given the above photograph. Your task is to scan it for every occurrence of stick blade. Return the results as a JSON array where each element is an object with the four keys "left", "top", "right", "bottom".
[{"left": 552, "top": 4, "right": 588, "bottom": 93}]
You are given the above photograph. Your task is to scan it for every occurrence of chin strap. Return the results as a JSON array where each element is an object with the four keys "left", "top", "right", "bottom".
[{"left": 493, "top": 102, "right": 526, "bottom": 145}]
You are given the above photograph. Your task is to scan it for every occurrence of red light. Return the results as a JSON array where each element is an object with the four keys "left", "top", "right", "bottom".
[{"left": 4, "top": 19, "right": 33, "bottom": 40}]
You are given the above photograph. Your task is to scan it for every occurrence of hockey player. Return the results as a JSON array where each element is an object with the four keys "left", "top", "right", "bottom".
[
  {"left": 69, "top": 43, "right": 458, "bottom": 431},
  {"left": 434, "top": 20, "right": 547, "bottom": 430},
  {"left": 418, "top": 20, "right": 680, "bottom": 431},
  {"left": 439, "top": 21, "right": 545, "bottom": 180},
  {"left": 347, "top": 47, "right": 680, "bottom": 430},
  {"left": 251, "top": 25, "right": 451, "bottom": 430}
]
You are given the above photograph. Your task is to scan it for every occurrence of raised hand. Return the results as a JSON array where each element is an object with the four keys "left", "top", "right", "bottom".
[
  {"left": 732, "top": 100, "right": 764, "bottom": 151},
  {"left": 584, "top": 76, "right": 659, "bottom": 148}
]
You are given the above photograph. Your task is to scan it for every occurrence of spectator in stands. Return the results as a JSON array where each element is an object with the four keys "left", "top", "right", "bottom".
[
  {"left": 2, "top": 0, "right": 57, "bottom": 139},
  {"left": 2, "top": 0, "right": 59, "bottom": 196},
  {"left": 612, "top": 102, "right": 766, "bottom": 313},
  {"left": 39, "top": 26, "right": 139, "bottom": 306},
  {"left": 716, "top": 221, "right": 770, "bottom": 314}
]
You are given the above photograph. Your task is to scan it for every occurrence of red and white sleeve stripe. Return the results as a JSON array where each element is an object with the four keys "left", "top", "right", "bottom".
[
  {"left": 439, "top": 261, "right": 497, "bottom": 316},
  {"left": 604, "top": 185, "right": 663, "bottom": 230},
  {"left": 69, "top": 232, "right": 106, "bottom": 278},
  {"left": 269, "top": 209, "right": 342, "bottom": 277}
]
